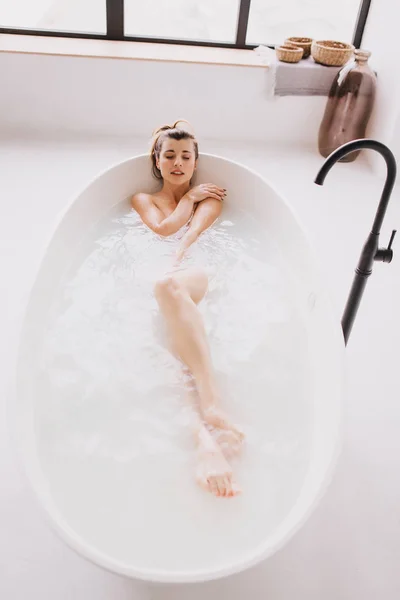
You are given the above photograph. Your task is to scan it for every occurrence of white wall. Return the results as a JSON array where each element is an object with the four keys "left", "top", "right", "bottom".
[
  {"left": 364, "top": 0, "right": 400, "bottom": 165},
  {"left": 1, "top": 1, "right": 399, "bottom": 155},
  {"left": 363, "top": 0, "right": 400, "bottom": 170},
  {"left": 390, "top": 111, "right": 400, "bottom": 164},
  {"left": 0, "top": 51, "right": 325, "bottom": 146}
]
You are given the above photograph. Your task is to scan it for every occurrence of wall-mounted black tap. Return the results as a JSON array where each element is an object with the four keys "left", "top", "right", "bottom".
[{"left": 314, "top": 139, "right": 397, "bottom": 345}]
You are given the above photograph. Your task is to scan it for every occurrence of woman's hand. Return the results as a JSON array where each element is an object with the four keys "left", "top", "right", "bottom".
[
  {"left": 185, "top": 184, "right": 226, "bottom": 204},
  {"left": 174, "top": 244, "right": 188, "bottom": 266}
]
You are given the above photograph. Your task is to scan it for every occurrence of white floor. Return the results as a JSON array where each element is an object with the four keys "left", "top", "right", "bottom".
[{"left": 1, "top": 133, "right": 400, "bottom": 599}]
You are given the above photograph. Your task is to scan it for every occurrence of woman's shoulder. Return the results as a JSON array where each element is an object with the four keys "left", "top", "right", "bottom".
[
  {"left": 132, "top": 191, "right": 154, "bottom": 201},
  {"left": 131, "top": 191, "right": 156, "bottom": 208}
]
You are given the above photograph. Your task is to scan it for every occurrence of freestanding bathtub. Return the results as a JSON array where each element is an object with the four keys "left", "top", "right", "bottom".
[{"left": 14, "top": 153, "right": 344, "bottom": 583}]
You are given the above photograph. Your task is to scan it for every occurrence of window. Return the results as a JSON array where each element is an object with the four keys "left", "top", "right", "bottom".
[
  {"left": 247, "top": 0, "right": 365, "bottom": 47},
  {"left": 124, "top": 0, "right": 241, "bottom": 44},
  {"left": 0, "top": 0, "right": 371, "bottom": 50},
  {"left": 0, "top": 0, "right": 107, "bottom": 34}
]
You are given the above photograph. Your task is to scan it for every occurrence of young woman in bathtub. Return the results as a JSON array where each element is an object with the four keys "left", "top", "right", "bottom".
[{"left": 131, "top": 120, "right": 244, "bottom": 498}]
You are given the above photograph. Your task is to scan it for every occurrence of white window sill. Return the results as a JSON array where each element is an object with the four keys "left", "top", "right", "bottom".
[
  {"left": 0, "top": 34, "right": 358, "bottom": 96},
  {"left": 0, "top": 33, "right": 267, "bottom": 68}
]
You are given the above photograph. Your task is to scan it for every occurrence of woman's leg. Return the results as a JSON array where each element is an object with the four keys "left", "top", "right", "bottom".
[
  {"left": 154, "top": 268, "right": 243, "bottom": 437},
  {"left": 185, "top": 382, "right": 240, "bottom": 497},
  {"left": 154, "top": 267, "right": 243, "bottom": 497},
  {"left": 196, "top": 422, "right": 241, "bottom": 497}
]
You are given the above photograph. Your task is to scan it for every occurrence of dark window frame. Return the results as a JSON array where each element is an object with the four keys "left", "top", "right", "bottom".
[{"left": 0, "top": 0, "right": 372, "bottom": 50}]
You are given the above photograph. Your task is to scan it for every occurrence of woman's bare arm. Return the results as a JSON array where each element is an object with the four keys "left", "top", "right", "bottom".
[
  {"left": 176, "top": 198, "right": 223, "bottom": 261},
  {"left": 131, "top": 193, "right": 194, "bottom": 236},
  {"left": 132, "top": 184, "right": 225, "bottom": 237}
]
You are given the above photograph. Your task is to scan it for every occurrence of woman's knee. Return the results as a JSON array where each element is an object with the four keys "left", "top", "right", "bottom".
[
  {"left": 154, "top": 267, "right": 208, "bottom": 307},
  {"left": 191, "top": 268, "right": 208, "bottom": 291},
  {"left": 182, "top": 268, "right": 208, "bottom": 304},
  {"left": 154, "top": 274, "right": 181, "bottom": 304}
]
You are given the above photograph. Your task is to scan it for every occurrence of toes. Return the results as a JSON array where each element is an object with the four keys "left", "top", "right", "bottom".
[
  {"left": 219, "top": 474, "right": 236, "bottom": 498},
  {"left": 208, "top": 476, "right": 220, "bottom": 497},
  {"left": 208, "top": 475, "right": 231, "bottom": 498},
  {"left": 203, "top": 474, "right": 241, "bottom": 498},
  {"left": 197, "top": 446, "right": 241, "bottom": 498},
  {"left": 223, "top": 475, "right": 233, "bottom": 497},
  {"left": 217, "top": 475, "right": 228, "bottom": 497},
  {"left": 203, "top": 407, "right": 226, "bottom": 429},
  {"left": 224, "top": 474, "right": 241, "bottom": 497},
  {"left": 231, "top": 425, "right": 245, "bottom": 441}
]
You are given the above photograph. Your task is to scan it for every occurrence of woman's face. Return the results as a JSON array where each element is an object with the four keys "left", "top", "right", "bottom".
[{"left": 156, "top": 138, "right": 197, "bottom": 185}]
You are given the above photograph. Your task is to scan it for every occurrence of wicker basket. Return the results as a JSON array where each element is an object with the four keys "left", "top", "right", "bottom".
[
  {"left": 311, "top": 40, "right": 354, "bottom": 66},
  {"left": 276, "top": 45, "right": 304, "bottom": 63},
  {"left": 285, "top": 37, "right": 313, "bottom": 59}
]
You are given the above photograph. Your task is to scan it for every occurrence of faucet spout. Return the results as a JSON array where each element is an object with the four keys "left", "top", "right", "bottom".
[
  {"left": 314, "top": 138, "right": 397, "bottom": 345},
  {"left": 315, "top": 138, "right": 397, "bottom": 234}
]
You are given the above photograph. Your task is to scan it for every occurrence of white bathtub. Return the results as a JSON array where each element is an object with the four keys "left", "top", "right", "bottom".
[{"left": 14, "top": 153, "right": 344, "bottom": 583}]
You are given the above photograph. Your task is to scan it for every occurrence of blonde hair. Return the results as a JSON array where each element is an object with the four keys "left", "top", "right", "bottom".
[{"left": 150, "top": 119, "right": 199, "bottom": 180}]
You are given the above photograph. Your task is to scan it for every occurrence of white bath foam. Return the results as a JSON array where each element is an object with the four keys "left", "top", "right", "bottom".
[{"left": 33, "top": 200, "right": 313, "bottom": 577}]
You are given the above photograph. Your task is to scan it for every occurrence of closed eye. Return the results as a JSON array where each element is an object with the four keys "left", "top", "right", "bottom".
[{"left": 165, "top": 155, "right": 190, "bottom": 160}]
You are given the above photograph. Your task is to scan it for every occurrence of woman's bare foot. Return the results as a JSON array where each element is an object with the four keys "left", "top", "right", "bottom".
[
  {"left": 203, "top": 406, "right": 245, "bottom": 442},
  {"left": 196, "top": 447, "right": 241, "bottom": 498},
  {"left": 196, "top": 426, "right": 241, "bottom": 498},
  {"left": 210, "top": 428, "right": 244, "bottom": 459}
]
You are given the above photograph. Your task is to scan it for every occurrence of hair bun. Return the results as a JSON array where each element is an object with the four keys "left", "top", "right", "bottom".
[
  {"left": 152, "top": 120, "right": 195, "bottom": 140},
  {"left": 151, "top": 124, "right": 173, "bottom": 139},
  {"left": 173, "top": 119, "right": 196, "bottom": 136}
]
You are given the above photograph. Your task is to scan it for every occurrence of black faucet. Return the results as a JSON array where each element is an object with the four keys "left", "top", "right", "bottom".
[{"left": 314, "top": 138, "right": 397, "bottom": 345}]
